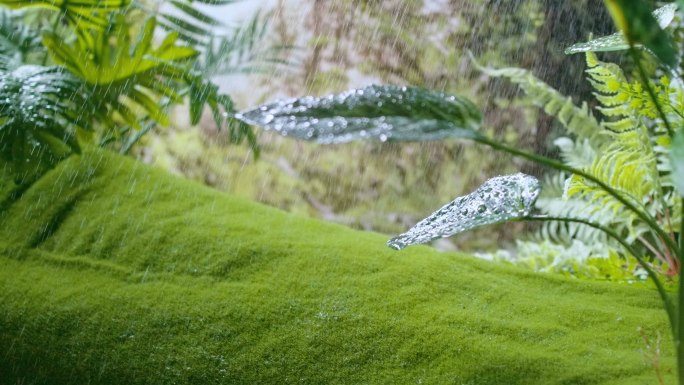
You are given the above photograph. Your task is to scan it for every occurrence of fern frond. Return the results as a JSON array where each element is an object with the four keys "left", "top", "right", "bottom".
[
  {"left": 567, "top": 148, "right": 654, "bottom": 202},
  {"left": 553, "top": 137, "right": 595, "bottom": 169},
  {"left": 601, "top": 118, "right": 637, "bottom": 133},
  {"left": 563, "top": 137, "right": 659, "bottom": 241},
  {"left": 536, "top": 174, "right": 627, "bottom": 245},
  {"left": 476, "top": 64, "right": 605, "bottom": 145},
  {"left": 577, "top": 52, "right": 662, "bottom": 209},
  {"left": 197, "top": 12, "right": 289, "bottom": 77}
]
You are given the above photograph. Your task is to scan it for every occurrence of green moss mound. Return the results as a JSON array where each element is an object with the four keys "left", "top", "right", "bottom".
[{"left": 0, "top": 149, "right": 674, "bottom": 384}]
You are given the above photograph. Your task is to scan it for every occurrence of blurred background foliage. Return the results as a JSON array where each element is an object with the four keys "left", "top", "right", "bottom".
[
  {"left": 0, "top": 0, "right": 270, "bottom": 181},
  {"left": 143, "top": 0, "right": 617, "bottom": 252}
]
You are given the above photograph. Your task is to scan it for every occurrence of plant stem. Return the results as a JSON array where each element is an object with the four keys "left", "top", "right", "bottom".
[
  {"left": 475, "top": 136, "right": 679, "bottom": 253},
  {"left": 524, "top": 215, "right": 676, "bottom": 340},
  {"left": 638, "top": 235, "right": 669, "bottom": 267},
  {"left": 624, "top": 38, "right": 684, "bottom": 384}
]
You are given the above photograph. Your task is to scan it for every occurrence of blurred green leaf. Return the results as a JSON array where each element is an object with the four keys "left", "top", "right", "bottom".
[
  {"left": 671, "top": 130, "right": 684, "bottom": 197},
  {"left": 0, "top": 0, "right": 130, "bottom": 29},
  {"left": 168, "top": 0, "right": 222, "bottom": 26},
  {"left": 565, "top": 3, "right": 676, "bottom": 58},
  {"left": 236, "top": 85, "right": 483, "bottom": 144},
  {"left": 198, "top": 12, "right": 290, "bottom": 77},
  {"left": 601, "top": 0, "right": 676, "bottom": 66},
  {"left": 44, "top": 17, "right": 197, "bottom": 86},
  {"left": 0, "top": 10, "right": 42, "bottom": 70},
  {"left": 0, "top": 65, "right": 91, "bottom": 181}
]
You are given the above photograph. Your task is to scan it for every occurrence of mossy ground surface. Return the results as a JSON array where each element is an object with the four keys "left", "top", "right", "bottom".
[{"left": 0, "top": 149, "right": 675, "bottom": 384}]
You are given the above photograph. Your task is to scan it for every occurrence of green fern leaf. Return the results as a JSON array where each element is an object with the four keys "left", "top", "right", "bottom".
[{"left": 476, "top": 64, "right": 604, "bottom": 145}]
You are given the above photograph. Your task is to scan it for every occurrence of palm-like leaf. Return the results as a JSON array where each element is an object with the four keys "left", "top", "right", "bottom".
[
  {"left": 44, "top": 16, "right": 196, "bottom": 85},
  {"left": 186, "top": 74, "right": 260, "bottom": 156},
  {"left": 0, "top": 0, "right": 264, "bottom": 170},
  {"left": 157, "top": 0, "right": 288, "bottom": 76},
  {"left": 158, "top": 0, "right": 224, "bottom": 47},
  {"left": 0, "top": 0, "right": 130, "bottom": 30},
  {"left": 0, "top": 65, "right": 91, "bottom": 180},
  {"left": 43, "top": 16, "right": 196, "bottom": 133},
  {"left": 198, "top": 13, "right": 289, "bottom": 77}
]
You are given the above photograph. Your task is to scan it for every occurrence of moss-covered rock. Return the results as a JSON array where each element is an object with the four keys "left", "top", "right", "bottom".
[{"left": 0, "top": 149, "right": 674, "bottom": 384}]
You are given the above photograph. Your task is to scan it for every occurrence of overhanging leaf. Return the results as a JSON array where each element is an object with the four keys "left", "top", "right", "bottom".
[
  {"left": 565, "top": 3, "right": 676, "bottom": 63},
  {"left": 235, "top": 85, "right": 483, "bottom": 144},
  {"left": 604, "top": 1, "right": 676, "bottom": 66},
  {"left": 565, "top": 33, "right": 629, "bottom": 55},
  {"left": 671, "top": 130, "right": 684, "bottom": 197},
  {"left": 387, "top": 173, "right": 542, "bottom": 250}
]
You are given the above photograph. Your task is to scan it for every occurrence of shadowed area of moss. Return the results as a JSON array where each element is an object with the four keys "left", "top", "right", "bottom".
[{"left": 0, "top": 149, "right": 675, "bottom": 384}]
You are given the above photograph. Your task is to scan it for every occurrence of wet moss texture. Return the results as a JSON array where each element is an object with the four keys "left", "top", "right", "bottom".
[{"left": 0, "top": 149, "right": 675, "bottom": 384}]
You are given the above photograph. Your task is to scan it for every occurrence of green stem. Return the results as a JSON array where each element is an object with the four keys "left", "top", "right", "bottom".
[
  {"left": 626, "top": 42, "right": 682, "bottom": 384},
  {"left": 524, "top": 215, "right": 676, "bottom": 340},
  {"left": 475, "top": 136, "right": 680, "bottom": 254}
]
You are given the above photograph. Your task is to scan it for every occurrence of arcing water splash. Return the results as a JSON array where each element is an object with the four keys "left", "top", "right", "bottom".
[{"left": 388, "top": 173, "right": 541, "bottom": 250}]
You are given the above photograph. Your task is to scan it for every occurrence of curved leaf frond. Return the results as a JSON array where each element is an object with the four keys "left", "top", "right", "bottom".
[
  {"left": 236, "top": 84, "right": 483, "bottom": 144},
  {"left": 475, "top": 63, "right": 605, "bottom": 146},
  {"left": 569, "top": 52, "right": 661, "bottom": 211}
]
